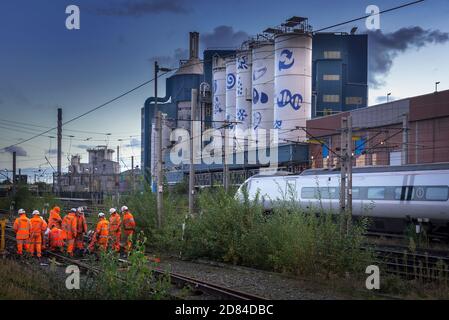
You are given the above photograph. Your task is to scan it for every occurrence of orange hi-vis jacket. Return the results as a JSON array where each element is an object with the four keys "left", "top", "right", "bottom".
[
  {"left": 109, "top": 213, "right": 121, "bottom": 234},
  {"left": 62, "top": 212, "right": 77, "bottom": 240},
  {"left": 123, "top": 212, "right": 136, "bottom": 231},
  {"left": 96, "top": 218, "right": 109, "bottom": 242},
  {"left": 48, "top": 207, "right": 62, "bottom": 229},
  {"left": 30, "top": 216, "right": 48, "bottom": 238},
  {"left": 49, "top": 227, "right": 64, "bottom": 248},
  {"left": 76, "top": 213, "right": 87, "bottom": 234},
  {"left": 13, "top": 214, "right": 31, "bottom": 240}
]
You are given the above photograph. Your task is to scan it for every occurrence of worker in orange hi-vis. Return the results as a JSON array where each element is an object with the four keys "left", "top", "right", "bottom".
[
  {"left": 13, "top": 209, "right": 31, "bottom": 255},
  {"left": 48, "top": 225, "right": 64, "bottom": 252},
  {"left": 62, "top": 208, "right": 78, "bottom": 257},
  {"left": 29, "top": 210, "right": 48, "bottom": 258},
  {"left": 121, "top": 206, "right": 136, "bottom": 254},
  {"left": 108, "top": 208, "right": 121, "bottom": 253},
  {"left": 48, "top": 206, "right": 62, "bottom": 229},
  {"left": 75, "top": 207, "right": 88, "bottom": 255},
  {"left": 88, "top": 212, "right": 109, "bottom": 253}
]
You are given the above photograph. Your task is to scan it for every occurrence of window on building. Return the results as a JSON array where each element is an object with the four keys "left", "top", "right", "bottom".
[
  {"left": 346, "top": 97, "right": 363, "bottom": 105},
  {"left": 323, "top": 74, "right": 340, "bottom": 81},
  {"left": 323, "top": 95, "right": 340, "bottom": 103},
  {"left": 205, "top": 103, "right": 212, "bottom": 117},
  {"left": 324, "top": 51, "right": 341, "bottom": 59}
]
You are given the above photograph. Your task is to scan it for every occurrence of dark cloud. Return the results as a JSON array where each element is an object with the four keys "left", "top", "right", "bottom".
[
  {"left": 369, "top": 27, "right": 449, "bottom": 88},
  {"left": 148, "top": 48, "right": 188, "bottom": 69},
  {"left": 3, "top": 145, "right": 27, "bottom": 157},
  {"left": 94, "top": 0, "right": 192, "bottom": 17},
  {"left": 201, "top": 25, "right": 250, "bottom": 49}
]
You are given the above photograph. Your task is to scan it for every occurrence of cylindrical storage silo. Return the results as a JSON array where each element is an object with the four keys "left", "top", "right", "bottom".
[
  {"left": 235, "top": 50, "right": 252, "bottom": 133},
  {"left": 212, "top": 56, "right": 226, "bottom": 130},
  {"left": 225, "top": 59, "right": 236, "bottom": 129},
  {"left": 252, "top": 42, "right": 274, "bottom": 132},
  {"left": 274, "top": 32, "right": 312, "bottom": 143}
]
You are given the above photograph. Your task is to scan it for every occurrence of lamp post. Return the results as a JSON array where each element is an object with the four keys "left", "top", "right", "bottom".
[
  {"left": 435, "top": 81, "right": 440, "bottom": 93},
  {"left": 387, "top": 93, "right": 392, "bottom": 102}
]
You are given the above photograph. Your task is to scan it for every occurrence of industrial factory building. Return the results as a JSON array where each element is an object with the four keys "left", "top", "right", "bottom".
[
  {"left": 141, "top": 17, "right": 369, "bottom": 187},
  {"left": 58, "top": 146, "right": 120, "bottom": 197},
  {"left": 308, "top": 89, "right": 449, "bottom": 169}
]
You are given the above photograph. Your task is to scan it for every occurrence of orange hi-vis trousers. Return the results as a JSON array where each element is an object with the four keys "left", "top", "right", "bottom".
[
  {"left": 16, "top": 239, "right": 28, "bottom": 255},
  {"left": 29, "top": 234, "right": 43, "bottom": 257},
  {"left": 124, "top": 230, "right": 134, "bottom": 253},
  {"left": 75, "top": 233, "right": 85, "bottom": 250},
  {"left": 66, "top": 237, "right": 75, "bottom": 256},
  {"left": 110, "top": 231, "right": 121, "bottom": 252}
]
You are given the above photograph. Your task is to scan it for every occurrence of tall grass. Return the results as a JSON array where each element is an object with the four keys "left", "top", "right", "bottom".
[{"left": 180, "top": 187, "right": 371, "bottom": 277}]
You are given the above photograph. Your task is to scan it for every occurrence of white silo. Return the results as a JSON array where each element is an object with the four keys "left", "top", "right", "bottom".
[
  {"left": 212, "top": 56, "right": 226, "bottom": 130},
  {"left": 235, "top": 50, "right": 252, "bottom": 132},
  {"left": 274, "top": 32, "right": 312, "bottom": 143},
  {"left": 252, "top": 41, "right": 274, "bottom": 132},
  {"left": 225, "top": 58, "right": 236, "bottom": 129}
]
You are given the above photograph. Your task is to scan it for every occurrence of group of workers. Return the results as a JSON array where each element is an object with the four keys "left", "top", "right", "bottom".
[{"left": 12, "top": 205, "right": 136, "bottom": 258}]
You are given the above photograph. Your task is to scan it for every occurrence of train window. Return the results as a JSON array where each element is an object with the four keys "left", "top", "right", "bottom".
[
  {"left": 425, "top": 187, "right": 449, "bottom": 201},
  {"left": 319, "top": 187, "right": 339, "bottom": 199},
  {"left": 352, "top": 188, "right": 360, "bottom": 199},
  {"left": 367, "top": 187, "right": 385, "bottom": 200},
  {"left": 301, "top": 187, "right": 316, "bottom": 199}
]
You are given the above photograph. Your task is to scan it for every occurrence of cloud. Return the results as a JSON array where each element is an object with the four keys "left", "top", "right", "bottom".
[
  {"left": 46, "top": 148, "right": 64, "bottom": 155},
  {"left": 201, "top": 26, "right": 250, "bottom": 49},
  {"left": 125, "top": 138, "right": 141, "bottom": 148},
  {"left": 94, "top": 0, "right": 192, "bottom": 17},
  {"left": 148, "top": 48, "right": 188, "bottom": 69},
  {"left": 369, "top": 27, "right": 449, "bottom": 88},
  {"left": 375, "top": 95, "right": 397, "bottom": 104},
  {"left": 3, "top": 145, "right": 27, "bottom": 157},
  {"left": 74, "top": 144, "right": 93, "bottom": 150}
]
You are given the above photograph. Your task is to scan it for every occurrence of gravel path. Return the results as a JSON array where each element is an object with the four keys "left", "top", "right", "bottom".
[{"left": 157, "top": 256, "right": 345, "bottom": 300}]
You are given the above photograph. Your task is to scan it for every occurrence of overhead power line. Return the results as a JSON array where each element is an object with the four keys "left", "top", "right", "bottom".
[{"left": 0, "top": 0, "right": 424, "bottom": 153}]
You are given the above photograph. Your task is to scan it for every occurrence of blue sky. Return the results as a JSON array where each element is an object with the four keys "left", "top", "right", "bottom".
[{"left": 0, "top": 0, "right": 448, "bottom": 181}]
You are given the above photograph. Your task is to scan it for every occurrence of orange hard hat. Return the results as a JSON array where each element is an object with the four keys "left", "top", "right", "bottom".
[{"left": 54, "top": 206, "right": 60, "bottom": 213}]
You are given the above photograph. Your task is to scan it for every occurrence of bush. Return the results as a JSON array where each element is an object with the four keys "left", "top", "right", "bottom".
[
  {"left": 180, "top": 187, "right": 372, "bottom": 278},
  {"left": 79, "top": 234, "right": 171, "bottom": 300}
]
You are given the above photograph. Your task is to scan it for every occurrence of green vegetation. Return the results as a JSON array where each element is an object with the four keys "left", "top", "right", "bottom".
[
  {"left": 0, "top": 259, "right": 69, "bottom": 300},
  {"left": 108, "top": 185, "right": 372, "bottom": 279},
  {"left": 0, "top": 184, "right": 57, "bottom": 213},
  {"left": 77, "top": 234, "right": 171, "bottom": 300}
]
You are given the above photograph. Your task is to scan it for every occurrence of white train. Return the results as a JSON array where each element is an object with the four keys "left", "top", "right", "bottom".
[{"left": 236, "top": 163, "right": 449, "bottom": 235}]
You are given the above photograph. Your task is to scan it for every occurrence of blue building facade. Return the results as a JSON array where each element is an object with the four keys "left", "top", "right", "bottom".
[{"left": 312, "top": 33, "right": 368, "bottom": 117}]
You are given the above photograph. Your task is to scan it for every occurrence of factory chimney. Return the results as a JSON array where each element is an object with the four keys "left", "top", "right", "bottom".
[{"left": 189, "top": 32, "right": 199, "bottom": 59}]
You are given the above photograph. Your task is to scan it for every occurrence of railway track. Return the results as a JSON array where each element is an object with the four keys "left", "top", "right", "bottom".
[
  {"left": 363, "top": 244, "right": 449, "bottom": 281},
  {"left": 2, "top": 225, "right": 265, "bottom": 300}
]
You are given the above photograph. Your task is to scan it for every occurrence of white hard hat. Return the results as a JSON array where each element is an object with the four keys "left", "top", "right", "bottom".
[
  {"left": 77, "top": 207, "right": 84, "bottom": 212},
  {"left": 121, "top": 206, "right": 128, "bottom": 212},
  {"left": 98, "top": 212, "right": 105, "bottom": 218},
  {"left": 70, "top": 208, "right": 77, "bottom": 212},
  {"left": 109, "top": 208, "right": 116, "bottom": 214},
  {"left": 18, "top": 209, "right": 25, "bottom": 214},
  {"left": 32, "top": 210, "right": 40, "bottom": 215}
]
